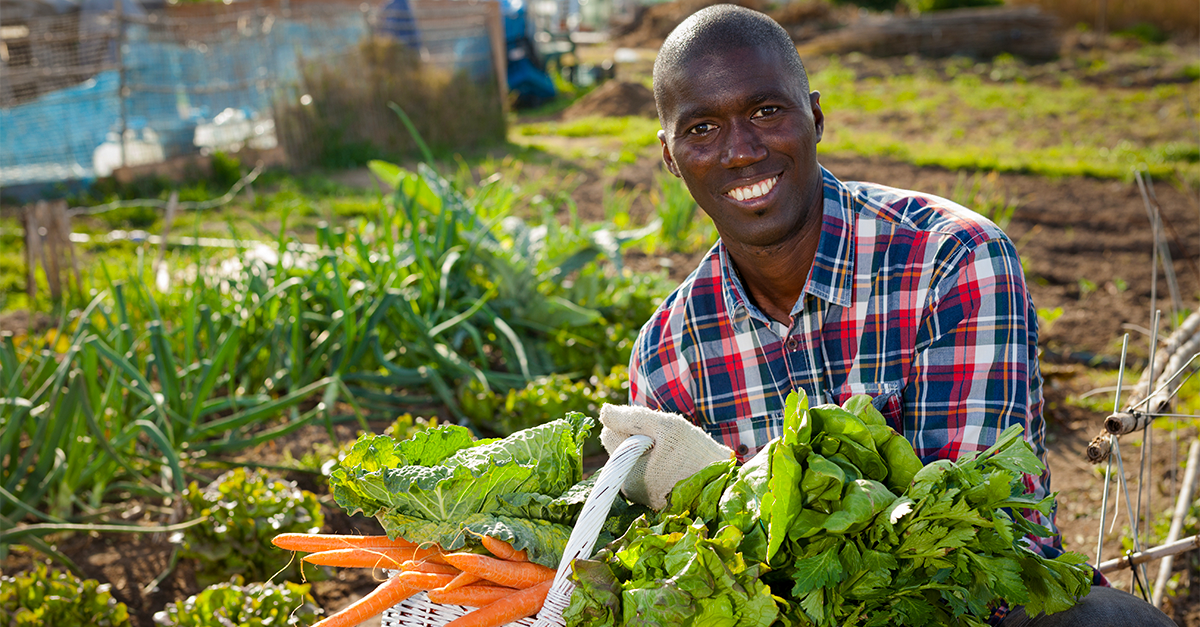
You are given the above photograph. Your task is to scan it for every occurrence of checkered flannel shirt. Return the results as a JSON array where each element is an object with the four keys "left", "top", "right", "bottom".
[{"left": 629, "top": 166, "right": 1071, "bottom": 565}]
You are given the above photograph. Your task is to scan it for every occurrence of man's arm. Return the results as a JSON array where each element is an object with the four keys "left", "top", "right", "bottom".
[{"left": 904, "top": 236, "right": 1059, "bottom": 555}]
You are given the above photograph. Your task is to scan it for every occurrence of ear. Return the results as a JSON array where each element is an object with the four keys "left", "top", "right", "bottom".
[
  {"left": 810, "top": 91, "right": 825, "bottom": 144},
  {"left": 659, "top": 129, "right": 681, "bottom": 177}
]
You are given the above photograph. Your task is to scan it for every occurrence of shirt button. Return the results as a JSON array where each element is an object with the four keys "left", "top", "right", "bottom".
[
  {"left": 785, "top": 338, "right": 799, "bottom": 351},
  {"left": 736, "top": 444, "right": 749, "bottom": 456}
]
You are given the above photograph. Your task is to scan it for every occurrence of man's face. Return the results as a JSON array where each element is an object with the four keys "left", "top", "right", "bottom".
[{"left": 657, "top": 45, "right": 825, "bottom": 250}]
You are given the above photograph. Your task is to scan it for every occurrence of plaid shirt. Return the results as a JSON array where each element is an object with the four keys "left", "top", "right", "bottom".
[{"left": 629, "top": 166, "right": 1066, "bottom": 561}]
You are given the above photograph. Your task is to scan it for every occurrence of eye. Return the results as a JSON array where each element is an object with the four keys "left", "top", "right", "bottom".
[
  {"left": 751, "top": 106, "right": 780, "bottom": 119},
  {"left": 689, "top": 122, "right": 716, "bottom": 135}
]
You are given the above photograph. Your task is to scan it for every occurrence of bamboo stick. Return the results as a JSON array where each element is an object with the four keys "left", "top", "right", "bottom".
[{"left": 1098, "top": 534, "right": 1200, "bottom": 575}]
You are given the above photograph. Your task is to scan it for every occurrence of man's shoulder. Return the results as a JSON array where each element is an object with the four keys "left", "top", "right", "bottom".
[
  {"left": 841, "top": 178, "right": 1011, "bottom": 251},
  {"left": 633, "top": 243, "right": 725, "bottom": 346}
]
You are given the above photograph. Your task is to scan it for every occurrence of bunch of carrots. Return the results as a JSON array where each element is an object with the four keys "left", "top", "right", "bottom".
[{"left": 271, "top": 532, "right": 557, "bottom": 627}]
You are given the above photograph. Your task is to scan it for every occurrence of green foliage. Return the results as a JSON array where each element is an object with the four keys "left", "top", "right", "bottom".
[
  {"left": 0, "top": 564, "right": 131, "bottom": 627},
  {"left": 329, "top": 414, "right": 593, "bottom": 567},
  {"left": 210, "top": 152, "right": 244, "bottom": 190},
  {"left": 651, "top": 170, "right": 716, "bottom": 254},
  {"left": 566, "top": 516, "right": 779, "bottom": 627},
  {"left": 518, "top": 115, "right": 661, "bottom": 149},
  {"left": 939, "top": 171, "right": 1018, "bottom": 231},
  {"left": 903, "top": 0, "right": 1000, "bottom": 12},
  {"left": 1116, "top": 22, "right": 1169, "bottom": 45},
  {"left": 152, "top": 576, "right": 322, "bottom": 627},
  {"left": 569, "top": 392, "right": 1092, "bottom": 626},
  {"left": 459, "top": 365, "right": 627, "bottom": 457},
  {"left": 177, "top": 468, "right": 324, "bottom": 587},
  {"left": 1037, "top": 306, "right": 1064, "bottom": 335}
]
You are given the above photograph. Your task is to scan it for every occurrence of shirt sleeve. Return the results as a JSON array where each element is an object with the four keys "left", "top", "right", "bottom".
[{"left": 902, "top": 236, "right": 1061, "bottom": 559}]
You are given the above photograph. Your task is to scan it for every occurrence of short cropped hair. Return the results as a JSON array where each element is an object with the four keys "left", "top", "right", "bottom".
[{"left": 653, "top": 4, "right": 810, "bottom": 114}]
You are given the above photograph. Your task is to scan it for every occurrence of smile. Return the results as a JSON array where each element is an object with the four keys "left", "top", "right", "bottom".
[{"left": 725, "top": 176, "right": 779, "bottom": 202}]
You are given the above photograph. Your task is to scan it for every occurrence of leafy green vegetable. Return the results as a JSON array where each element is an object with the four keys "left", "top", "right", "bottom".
[
  {"left": 330, "top": 413, "right": 594, "bottom": 567},
  {"left": 0, "top": 563, "right": 131, "bottom": 627},
  {"left": 177, "top": 468, "right": 324, "bottom": 587},
  {"left": 565, "top": 515, "right": 780, "bottom": 627},
  {"left": 567, "top": 391, "right": 1093, "bottom": 627},
  {"left": 152, "top": 576, "right": 321, "bottom": 627}
]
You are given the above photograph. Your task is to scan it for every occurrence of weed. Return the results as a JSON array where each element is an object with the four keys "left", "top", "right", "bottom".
[
  {"left": 1078, "top": 277, "right": 1098, "bottom": 301},
  {"left": 938, "top": 171, "right": 1018, "bottom": 231},
  {"left": 1038, "top": 306, "right": 1065, "bottom": 335}
]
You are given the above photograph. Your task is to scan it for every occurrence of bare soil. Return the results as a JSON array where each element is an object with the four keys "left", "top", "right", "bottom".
[{"left": 562, "top": 80, "right": 658, "bottom": 120}]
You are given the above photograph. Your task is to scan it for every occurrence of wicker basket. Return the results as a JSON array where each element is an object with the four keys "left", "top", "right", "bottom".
[{"left": 379, "top": 434, "right": 655, "bottom": 627}]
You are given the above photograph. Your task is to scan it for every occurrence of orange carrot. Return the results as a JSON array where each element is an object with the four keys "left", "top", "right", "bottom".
[
  {"left": 441, "top": 571, "right": 483, "bottom": 592},
  {"left": 303, "top": 547, "right": 443, "bottom": 569},
  {"left": 441, "top": 553, "right": 556, "bottom": 589},
  {"left": 271, "top": 533, "right": 416, "bottom": 552},
  {"left": 443, "top": 579, "right": 553, "bottom": 627},
  {"left": 426, "top": 584, "right": 521, "bottom": 607},
  {"left": 311, "top": 574, "right": 420, "bottom": 627},
  {"left": 480, "top": 536, "right": 527, "bottom": 562},
  {"left": 394, "top": 571, "right": 458, "bottom": 590},
  {"left": 400, "top": 560, "right": 461, "bottom": 575}
]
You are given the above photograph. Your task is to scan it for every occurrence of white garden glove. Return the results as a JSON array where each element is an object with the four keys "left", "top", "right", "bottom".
[{"left": 599, "top": 403, "right": 735, "bottom": 510}]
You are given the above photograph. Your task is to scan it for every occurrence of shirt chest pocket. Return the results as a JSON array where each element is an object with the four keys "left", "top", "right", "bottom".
[{"left": 830, "top": 382, "right": 904, "bottom": 432}]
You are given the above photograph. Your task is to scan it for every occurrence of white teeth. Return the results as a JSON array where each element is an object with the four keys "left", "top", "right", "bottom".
[{"left": 727, "top": 176, "right": 778, "bottom": 202}]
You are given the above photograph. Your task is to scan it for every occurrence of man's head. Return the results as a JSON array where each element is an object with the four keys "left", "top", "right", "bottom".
[
  {"left": 653, "top": 5, "right": 809, "bottom": 123},
  {"left": 653, "top": 5, "right": 825, "bottom": 252}
]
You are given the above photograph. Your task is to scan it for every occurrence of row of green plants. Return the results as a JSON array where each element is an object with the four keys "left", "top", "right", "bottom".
[
  {"left": 4, "top": 360, "right": 633, "bottom": 626},
  {"left": 0, "top": 154, "right": 672, "bottom": 569},
  {"left": 2, "top": 468, "right": 325, "bottom": 627}
]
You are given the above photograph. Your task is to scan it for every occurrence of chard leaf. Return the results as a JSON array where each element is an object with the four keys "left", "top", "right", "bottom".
[
  {"left": 718, "top": 441, "right": 773, "bottom": 534},
  {"left": 764, "top": 441, "right": 804, "bottom": 562},
  {"left": 824, "top": 480, "right": 897, "bottom": 535},
  {"left": 810, "top": 406, "right": 877, "bottom": 453},
  {"left": 802, "top": 454, "right": 846, "bottom": 503},
  {"left": 841, "top": 394, "right": 886, "bottom": 427},
  {"left": 664, "top": 458, "right": 737, "bottom": 517}
]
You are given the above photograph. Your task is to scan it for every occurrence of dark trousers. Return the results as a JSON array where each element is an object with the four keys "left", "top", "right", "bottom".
[{"left": 999, "top": 586, "right": 1177, "bottom": 627}]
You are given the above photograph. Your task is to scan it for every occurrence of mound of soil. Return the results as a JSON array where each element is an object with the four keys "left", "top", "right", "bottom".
[
  {"left": 614, "top": 0, "right": 766, "bottom": 48},
  {"left": 613, "top": 0, "right": 840, "bottom": 49},
  {"left": 563, "top": 80, "right": 658, "bottom": 120}
]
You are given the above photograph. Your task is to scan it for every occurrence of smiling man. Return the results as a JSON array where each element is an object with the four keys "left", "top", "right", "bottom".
[{"left": 625, "top": 4, "right": 1175, "bottom": 626}]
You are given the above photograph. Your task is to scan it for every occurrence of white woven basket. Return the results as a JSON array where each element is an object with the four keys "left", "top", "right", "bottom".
[{"left": 379, "top": 434, "right": 654, "bottom": 627}]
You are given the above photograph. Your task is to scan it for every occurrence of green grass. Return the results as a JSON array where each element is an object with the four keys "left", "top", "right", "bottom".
[
  {"left": 812, "top": 59, "right": 1200, "bottom": 184},
  {"left": 518, "top": 115, "right": 661, "bottom": 151}
]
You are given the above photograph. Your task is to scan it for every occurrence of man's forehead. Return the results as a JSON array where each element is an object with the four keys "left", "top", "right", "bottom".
[{"left": 658, "top": 45, "right": 805, "bottom": 119}]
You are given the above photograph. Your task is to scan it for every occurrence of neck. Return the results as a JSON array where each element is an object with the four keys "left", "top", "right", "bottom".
[{"left": 726, "top": 214, "right": 823, "bottom": 325}]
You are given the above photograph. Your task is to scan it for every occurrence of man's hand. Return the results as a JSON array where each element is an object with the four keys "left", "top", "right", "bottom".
[{"left": 599, "top": 404, "right": 734, "bottom": 510}]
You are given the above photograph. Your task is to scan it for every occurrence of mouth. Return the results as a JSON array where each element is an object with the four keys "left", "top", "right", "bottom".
[{"left": 724, "top": 175, "right": 779, "bottom": 203}]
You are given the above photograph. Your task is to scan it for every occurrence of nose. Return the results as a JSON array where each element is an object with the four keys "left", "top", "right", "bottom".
[{"left": 720, "top": 120, "right": 767, "bottom": 169}]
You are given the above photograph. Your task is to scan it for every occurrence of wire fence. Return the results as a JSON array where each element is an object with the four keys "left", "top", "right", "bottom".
[{"left": 1, "top": 0, "right": 505, "bottom": 189}]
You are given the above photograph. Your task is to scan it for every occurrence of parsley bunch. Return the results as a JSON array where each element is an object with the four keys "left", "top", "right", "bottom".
[{"left": 566, "top": 391, "right": 1092, "bottom": 627}]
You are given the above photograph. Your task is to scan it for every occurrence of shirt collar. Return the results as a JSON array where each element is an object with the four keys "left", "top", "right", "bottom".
[{"left": 719, "top": 166, "right": 856, "bottom": 330}]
